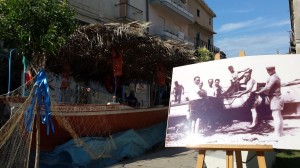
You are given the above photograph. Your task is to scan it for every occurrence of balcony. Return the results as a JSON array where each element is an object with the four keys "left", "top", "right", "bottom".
[
  {"left": 195, "top": 39, "right": 220, "bottom": 53},
  {"left": 115, "top": 3, "right": 143, "bottom": 22},
  {"left": 150, "top": 0, "right": 194, "bottom": 22},
  {"left": 151, "top": 26, "right": 194, "bottom": 48}
]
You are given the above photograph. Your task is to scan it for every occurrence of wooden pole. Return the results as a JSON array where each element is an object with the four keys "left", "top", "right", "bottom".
[
  {"left": 196, "top": 150, "right": 206, "bottom": 168},
  {"left": 34, "top": 110, "right": 40, "bottom": 168},
  {"left": 235, "top": 150, "right": 243, "bottom": 168},
  {"left": 239, "top": 50, "right": 246, "bottom": 57},
  {"left": 257, "top": 151, "right": 267, "bottom": 168},
  {"left": 226, "top": 150, "right": 234, "bottom": 168},
  {"left": 214, "top": 52, "right": 221, "bottom": 60}
]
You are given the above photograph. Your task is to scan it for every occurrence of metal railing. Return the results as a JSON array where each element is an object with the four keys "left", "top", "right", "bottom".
[
  {"left": 150, "top": 25, "right": 219, "bottom": 52},
  {"left": 195, "top": 39, "right": 220, "bottom": 53},
  {"left": 151, "top": 25, "right": 185, "bottom": 41},
  {"left": 115, "top": 3, "right": 143, "bottom": 21},
  {"left": 153, "top": 0, "right": 193, "bottom": 21}
]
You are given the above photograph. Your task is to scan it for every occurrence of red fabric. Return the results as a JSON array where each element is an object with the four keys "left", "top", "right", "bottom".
[
  {"left": 104, "top": 76, "right": 114, "bottom": 93},
  {"left": 112, "top": 49, "right": 123, "bottom": 77},
  {"left": 156, "top": 64, "right": 166, "bottom": 87},
  {"left": 61, "top": 63, "right": 71, "bottom": 89},
  {"left": 104, "top": 76, "right": 121, "bottom": 93},
  {"left": 25, "top": 70, "right": 33, "bottom": 84}
]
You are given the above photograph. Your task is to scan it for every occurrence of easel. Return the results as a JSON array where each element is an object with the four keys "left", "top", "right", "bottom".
[{"left": 187, "top": 144, "right": 273, "bottom": 168}]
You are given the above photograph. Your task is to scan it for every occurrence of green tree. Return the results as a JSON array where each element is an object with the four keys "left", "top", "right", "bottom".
[
  {"left": 194, "top": 47, "right": 214, "bottom": 62},
  {"left": 0, "top": 0, "right": 77, "bottom": 66}
]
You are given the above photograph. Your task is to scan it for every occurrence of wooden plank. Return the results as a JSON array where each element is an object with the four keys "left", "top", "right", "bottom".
[
  {"left": 257, "top": 151, "right": 267, "bottom": 168},
  {"left": 226, "top": 150, "right": 234, "bottom": 168},
  {"left": 235, "top": 150, "right": 243, "bottom": 168},
  {"left": 189, "top": 145, "right": 273, "bottom": 168},
  {"left": 187, "top": 144, "right": 273, "bottom": 151},
  {"left": 196, "top": 150, "right": 206, "bottom": 168}
]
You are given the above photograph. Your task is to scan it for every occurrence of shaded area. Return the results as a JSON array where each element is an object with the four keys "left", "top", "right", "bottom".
[
  {"left": 38, "top": 122, "right": 167, "bottom": 168},
  {"left": 47, "top": 22, "right": 196, "bottom": 84}
]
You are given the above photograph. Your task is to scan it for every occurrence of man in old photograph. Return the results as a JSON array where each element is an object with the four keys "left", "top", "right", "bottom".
[
  {"left": 234, "top": 69, "right": 260, "bottom": 128},
  {"left": 186, "top": 76, "right": 203, "bottom": 134},
  {"left": 214, "top": 79, "right": 224, "bottom": 98},
  {"left": 206, "top": 79, "right": 216, "bottom": 97},
  {"left": 172, "top": 81, "right": 184, "bottom": 104},
  {"left": 256, "top": 66, "right": 284, "bottom": 137}
]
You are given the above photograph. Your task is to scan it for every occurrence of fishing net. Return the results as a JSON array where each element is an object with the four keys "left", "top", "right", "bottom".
[
  {"left": 0, "top": 78, "right": 35, "bottom": 168},
  {"left": 0, "top": 71, "right": 118, "bottom": 167}
]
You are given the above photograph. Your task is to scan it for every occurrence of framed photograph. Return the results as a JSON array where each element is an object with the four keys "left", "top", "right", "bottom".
[{"left": 165, "top": 54, "right": 300, "bottom": 150}]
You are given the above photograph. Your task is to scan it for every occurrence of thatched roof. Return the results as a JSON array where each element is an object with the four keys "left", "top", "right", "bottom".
[{"left": 47, "top": 22, "right": 196, "bottom": 84}]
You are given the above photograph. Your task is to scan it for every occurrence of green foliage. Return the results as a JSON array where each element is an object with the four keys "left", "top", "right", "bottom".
[
  {"left": 194, "top": 47, "right": 214, "bottom": 62},
  {"left": 276, "top": 150, "right": 300, "bottom": 158},
  {"left": 0, "top": 0, "right": 77, "bottom": 60}
]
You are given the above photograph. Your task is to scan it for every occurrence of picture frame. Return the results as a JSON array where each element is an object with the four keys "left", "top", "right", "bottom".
[{"left": 166, "top": 54, "right": 300, "bottom": 150}]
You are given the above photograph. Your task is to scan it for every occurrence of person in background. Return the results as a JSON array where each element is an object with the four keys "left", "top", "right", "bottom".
[
  {"left": 172, "top": 81, "right": 184, "bottom": 104},
  {"left": 223, "top": 66, "right": 249, "bottom": 96},
  {"left": 234, "top": 69, "right": 260, "bottom": 129},
  {"left": 205, "top": 79, "right": 216, "bottom": 97},
  {"left": 156, "top": 64, "right": 166, "bottom": 105},
  {"left": 198, "top": 81, "right": 207, "bottom": 98},
  {"left": 214, "top": 79, "right": 224, "bottom": 98},
  {"left": 256, "top": 66, "right": 284, "bottom": 137},
  {"left": 186, "top": 76, "right": 202, "bottom": 134},
  {"left": 126, "top": 91, "right": 139, "bottom": 108}
]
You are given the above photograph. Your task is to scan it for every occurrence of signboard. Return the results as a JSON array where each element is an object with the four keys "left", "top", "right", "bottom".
[{"left": 166, "top": 54, "right": 300, "bottom": 150}]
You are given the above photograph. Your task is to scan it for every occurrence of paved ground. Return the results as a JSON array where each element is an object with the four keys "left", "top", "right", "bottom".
[
  {"left": 107, "top": 146, "right": 280, "bottom": 168},
  {"left": 107, "top": 147, "right": 199, "bottom": 168}
]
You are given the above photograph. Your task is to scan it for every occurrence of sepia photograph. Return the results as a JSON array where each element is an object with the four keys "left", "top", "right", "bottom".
[{"left": 166, "top": 54, "right": 300, "bottom": 150}]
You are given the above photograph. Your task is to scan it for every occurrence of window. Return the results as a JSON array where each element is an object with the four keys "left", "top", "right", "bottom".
[
  {"left": 209, "top": 18, "right": 212, "bottom": 25},
  {"left": 196, "top": 33, "right": 200, "bottom": 47},
  {"left": 197, "top": 9, "right": 200, "bottom": 17},
  {"left": 196, "top": 33, "right": 200, "bottom": 41}
]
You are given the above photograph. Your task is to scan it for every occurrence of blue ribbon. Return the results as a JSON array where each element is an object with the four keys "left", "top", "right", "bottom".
[{"left": 24, "top": 69, "right": 54, "bottom": 136}]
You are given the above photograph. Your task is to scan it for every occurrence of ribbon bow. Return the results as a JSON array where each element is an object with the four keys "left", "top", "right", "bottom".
[{"left": 24, "top": 69, "right": 54, "bottom": 136}]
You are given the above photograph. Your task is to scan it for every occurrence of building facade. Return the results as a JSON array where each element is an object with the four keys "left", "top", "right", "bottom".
[
  {"left": 68, "top": 0, "right": 219, "bottom": 52},
  {"left": 289, "top": 0, "right": 300, "bottom": 54},
  {"left": 67, "top": 0, "right": 219, "bottom": 106}
]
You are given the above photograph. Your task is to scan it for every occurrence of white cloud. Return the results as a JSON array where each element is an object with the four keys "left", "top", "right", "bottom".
[
  {"left": 217, "top": 17, "right": 263, "bottom": 33},
  {"left": 216, "top": 32, "right": 289, "bottom": 57},
  {"left": 267, "top": 19, "right": 290, "bottom": 27},
  {"left": 217, "top": 18, "right": 290, "bottom": 34}
]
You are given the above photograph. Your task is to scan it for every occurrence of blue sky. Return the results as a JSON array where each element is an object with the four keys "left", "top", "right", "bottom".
[{"left": 205, "top": 0, "right": 291, "bottom": 58}]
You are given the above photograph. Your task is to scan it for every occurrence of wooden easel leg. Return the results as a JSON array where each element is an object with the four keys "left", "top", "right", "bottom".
[
  {"left": 235, "top": 150, "right": 243, "bottom": 168},
  {"left": 256, "top": 151, "right": 267, "bottom": 168},
  {"left": 196, "top": 150, "right": 206, "bottom": 168},
  {"left": 226, "top": 150, "right": 234, "bottom": 168}
]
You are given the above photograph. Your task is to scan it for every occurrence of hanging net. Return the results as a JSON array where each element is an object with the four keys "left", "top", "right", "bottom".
[
  {"left": 0, "top": 77, "right": 36, "bottom": 168},
  {"left": 0, "top": 70, "right": 119, "bottom": 167}
]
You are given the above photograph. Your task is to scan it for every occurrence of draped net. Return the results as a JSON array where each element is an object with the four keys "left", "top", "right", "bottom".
[{"left": 0, "top": 71, "right": 117, "bottom": 167}]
